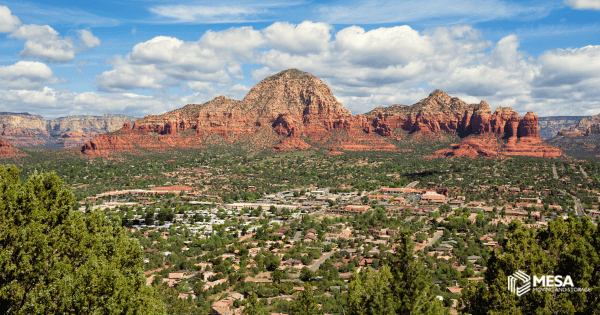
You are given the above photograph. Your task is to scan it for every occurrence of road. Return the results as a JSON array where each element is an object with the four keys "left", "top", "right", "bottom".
[
  {"left": 309, "top": 251, "right": 335, "bottom": 271},
  {"left": 425, "top": 230, "right": 444, "bottom": 248},
  {"left": 558, "top": 188, "right": 584, "bottom": 217},
  {"left": 573, "top": 197, "right": 584, "bottom": 217},
  {"left": 405, "top": 181, "right": 420, "bottom": 188},
  {"left": 580, "top": 165, "right": 588, "bottom": 178},
  {"left": 552, "top": 164, "right": 558, "bottom": 179},
  {"left": 290, "top": 231, "right": 302, "bottom": 242}
]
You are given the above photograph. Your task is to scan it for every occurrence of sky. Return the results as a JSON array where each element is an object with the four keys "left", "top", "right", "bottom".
[{"left": 0, "top": 0, "right": 599, "bottom": 119}]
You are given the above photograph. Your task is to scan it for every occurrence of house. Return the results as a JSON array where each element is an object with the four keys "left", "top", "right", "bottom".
[
  {"left": 447, "top": 286, "right": 463, "bottom": 294},
  {"left": 168, "top": 271, "right": 185, "bottom": 279}
]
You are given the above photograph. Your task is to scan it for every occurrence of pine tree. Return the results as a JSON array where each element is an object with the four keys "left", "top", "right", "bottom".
[
  {"left": 460, "top": 219, "right": 600, "bottom": 315},
  {"left": 243, "top": 292, "right": 267, "bottom": 315},
  {"left": 346, "top": 232, "right": 448, "bottom": 315},
  {"left": 389, "top": 232, "right": 449, "bottom": 315},
  {"left": 347, "top": 265, "right": 396, "bottom": 315},
  {"left": 289, "top": 282, "right": 324, "bottom": 315},
  {"left": 0, "top": 166, "right": 164, "bottom": 314}
]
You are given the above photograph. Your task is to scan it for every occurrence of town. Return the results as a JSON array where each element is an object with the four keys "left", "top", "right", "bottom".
[{"left": 61, "top": 151, "right": 600, "bottom": 314}]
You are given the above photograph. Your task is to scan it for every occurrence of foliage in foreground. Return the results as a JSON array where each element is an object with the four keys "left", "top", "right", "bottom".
[
  {"left": 461, "top": 218, "right": 600, "bottom": 315},
  {"left": 0, "top": 165, "right": 165, "bottom": 315}
]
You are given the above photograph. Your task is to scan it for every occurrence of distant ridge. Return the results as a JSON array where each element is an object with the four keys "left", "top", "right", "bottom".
[
  {"left": 81, "top": 69, "right": 562, "bottom": 158},
  {"left": 538, "top": 116, "right": 588, "bottom": 140},
  {"left": 0, "top": 113, "right": 138, "bottom": 149}
]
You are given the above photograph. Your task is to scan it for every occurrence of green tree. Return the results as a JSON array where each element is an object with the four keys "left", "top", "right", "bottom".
[
  {"left": 461, "top": 218, "right": 600, "bottom": 315},
  {"left": 0, "top": 166, "right": 164, "bottom": 314},
  {"left": 389, "top": 232, "right": 449, "bottom": 315},
  {"left": 346, "top": 232, "right": 448, "bottom": 315},
  {"left": 271, "top": 270, "right": 284, "bottom": 283},
  {"left": 415, "top": 232, "right": 428, "bottom": 243},
  {"left": 300, "top": 266, "right": 315, "bottom": 282},
  {"left": 243, "top": 292, "right": 268, "bottom": 315},
  {"left": 289, "top": 282, "right": 323, "bottom": 315},
  {"left": 347, "top": 266, "right": 396, "bottom": 315}
]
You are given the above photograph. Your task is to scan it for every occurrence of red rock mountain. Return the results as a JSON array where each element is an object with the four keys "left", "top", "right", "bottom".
[
  {"left": 0, "top": 138, "right": 27, "bottom": 158},
  {"left": 81, "top": 69, "right": 561, "bottom": 158}
]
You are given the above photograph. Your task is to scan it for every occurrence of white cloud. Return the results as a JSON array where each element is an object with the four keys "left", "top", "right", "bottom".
[
  {"left": 97, "top": 56, "right": 167, "bottom": 92},
  {"left": 97, "top": 27, "right": 265, "bottom": 92},
  {"left": 93, "top": 22, "right": 600, "bottom": 116},
  {"left": 0, "top": 5, "right": 21, "bottom": 33},
  {"left": 316, "top": 0, "right": 552, "bottom": 25},
  {"left": 149, "top": 5, "right": 262, "bottom": 23},
  {"left": 9, "top": 24, "right": 75, "bottom": 63},
  {"left": 263, "top": 21, "right": 332, "bottom": 55},
  {"left": 0, "top": 61, "right": 59, "bottom": 90},
  {"left": 565, "top": 0, "right": 600, "bottom": 10},
  {"left": 77, "top": 29, "right": 101, "bottom": 49},
  {"left": 535, "top": 45, "right": 600, "bottom": 87},
  {"left": 200, "top": 27, "right": 266, "bottom": 59},
  {"left": 0, "top": 86, "right": 254, "bottom": 119}
]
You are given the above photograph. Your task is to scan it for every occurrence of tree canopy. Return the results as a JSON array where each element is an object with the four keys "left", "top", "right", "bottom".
[
  {"left": 0, "top": 165, "right": 164, "bottom": 314},
  {"left": 461, "top": 218, "right": 600, "bottom": 315}
]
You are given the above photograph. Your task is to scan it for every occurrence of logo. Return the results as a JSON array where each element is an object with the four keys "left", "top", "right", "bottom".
[
  {"left": 508, "top": 271, "right": 587, "bottom": 295},
  {"left": 508, "top": 270, "right": 531, "bottom": 296}
]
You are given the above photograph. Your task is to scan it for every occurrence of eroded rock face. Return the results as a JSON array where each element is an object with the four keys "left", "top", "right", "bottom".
[
  {"left": 429, "top": 137, "right": 501, "bottom": 159},
  {"left": 556, "top": 113, "right": 600, "bottom": 137},
  {"left": 538, "top": 116, "right": 588, "bottom": 140},
  {"left": 0, "top": 138, "right": 27, "bottom": 158},
  {"left": 81, "top": 69, "right": 559, "bottom": 158},
  {"left": 0, "top": 113, "right": 137, "bottom": 148}
]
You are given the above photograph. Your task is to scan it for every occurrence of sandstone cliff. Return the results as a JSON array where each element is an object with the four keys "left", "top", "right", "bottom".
[
  {"left": 0, "top": 138, "right": 27, "bottom": 158},
  {"left": 81, "top": 69, "right": 561, "bottom": 159},
  {"left": 0, "top": 113, "right": 137, "bottom": 149}
]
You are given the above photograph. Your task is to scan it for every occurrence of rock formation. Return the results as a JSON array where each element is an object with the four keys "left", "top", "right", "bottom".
[
  {"left": 430, "top": 111, "right": 563, "bottom": 159},
  {"left": 429, "top": 137, "right": 501, "bottom": 159},
  {"left": 0, "top": 113, "right": 137, "bottom": 148},
  {"left": 0, "top": 138, "right": 27, "bottom": 158},
  {"left": 546, "top": 113, "right": 600, "bottom": 157},
  {"left": 555, "top": 113, "right": 600, "bottom": 137},
  {"left": 81, "top": 69, "right": 561, "bottom": 159},
  {"left": 538, "top": 116, "right": 588, "bottom": 140}
]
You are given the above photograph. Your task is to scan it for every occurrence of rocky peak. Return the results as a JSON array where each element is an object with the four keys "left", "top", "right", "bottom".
[
  {"left": 240, "top": 69, "right": 351, "bottom": 118},
  {"left": 261, "top": 68, "right": 313, "bottom": 81}
]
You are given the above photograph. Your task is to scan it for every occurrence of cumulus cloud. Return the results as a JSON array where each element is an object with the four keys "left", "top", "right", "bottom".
[
  {"left": 0, "top": 86, "right": 254, "bottom": 119},
  {"left": 263, "top": 21, "right": 332, "bottom": 55},
  {"left": 5, "top": 8, "right": 100, "bottom": 62},
  {"left": 0, "top": 5, "right": 20, "bottom": 33},
  {"left": 97, "top": 27, "right": 265, "bottom": 92},
  {"left": 9, "top": 24, "right": 75, "bottom": 62},
  {"left": 0, "top": 61, "right": 59, "bottom": 90},
  {"left": 92, "top": 21, "right": 600, "bottom": 116},
  {"left": 565, "top": 0, "right": 600, "bottom": 10},
  {"left": 77, "top": 29, "right": 101, "bottom": 48}
]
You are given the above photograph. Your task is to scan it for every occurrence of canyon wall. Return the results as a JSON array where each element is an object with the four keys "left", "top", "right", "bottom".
[{"left": 0, "top": 113, "right": 137, "bottom": 148}]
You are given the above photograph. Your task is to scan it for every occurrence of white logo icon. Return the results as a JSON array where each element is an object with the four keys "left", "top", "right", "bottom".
[{"left": 508, "top": 270, "right": 531, "bottom": 296}]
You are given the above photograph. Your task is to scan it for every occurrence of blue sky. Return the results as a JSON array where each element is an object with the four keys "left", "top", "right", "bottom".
[{"left": 0, "top": 0, "right": 599, "bottom": 119}]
